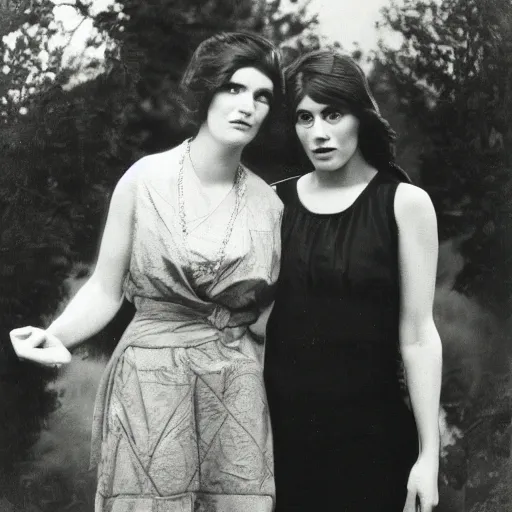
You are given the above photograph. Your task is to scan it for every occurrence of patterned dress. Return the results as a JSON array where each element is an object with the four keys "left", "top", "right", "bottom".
[{"left": 90, "top": 141, "right": 282, "bottom": 512}]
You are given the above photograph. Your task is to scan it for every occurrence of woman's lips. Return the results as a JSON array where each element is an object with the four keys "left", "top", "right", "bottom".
[
  {"left": 313, "top": 147, "right": 335, "bottom": 154},
  {"left": 230, "top": 120, "right": 252, "bottom": 129}
]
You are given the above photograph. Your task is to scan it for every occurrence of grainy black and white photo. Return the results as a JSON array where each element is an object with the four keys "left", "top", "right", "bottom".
[{"left": 0, "top": 0, "right": 510, "bottom": 511}]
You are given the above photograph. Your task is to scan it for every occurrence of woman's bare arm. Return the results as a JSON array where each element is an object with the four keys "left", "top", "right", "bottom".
[
  {"left": 395, "top": 183, "right": 442, "bottom": 512},
  {"left": 11, "top": 160, "right": 143, "bottom": 364},
  {"left": 46, "top": 166, "right": 139, "bottom": 348}
]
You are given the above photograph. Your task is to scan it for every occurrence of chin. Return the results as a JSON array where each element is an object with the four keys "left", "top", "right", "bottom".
[
  {"left": 312, "top": 154, "right": 351, "bottom": 172},
  {"left": 218, "top": 131, "right": 254, "bottom": 147},
  {"left": 312, "top": 161, "right": 344, "bottom": 172}
]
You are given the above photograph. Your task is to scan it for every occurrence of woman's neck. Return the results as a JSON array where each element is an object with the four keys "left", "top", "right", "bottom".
[
  {"left": 312, "top": 149, "right": 376, "bottom": 189},
  {"left": 189, "top": 128, "right": 243, "bottom": 186}
]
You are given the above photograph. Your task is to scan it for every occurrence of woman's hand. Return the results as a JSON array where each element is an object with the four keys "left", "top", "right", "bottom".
[
  {"left": 403, "top": 456, "right": 439, "bottom": 512},
  {"left": 10, "top": 326, "right": 72, "bottom": 368}
]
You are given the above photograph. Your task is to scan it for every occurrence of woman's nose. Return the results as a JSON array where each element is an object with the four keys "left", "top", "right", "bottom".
[
  {"left": 311, "top": 119, "right": 329, "bottom": 140},
  {"left": 238, "top": 93, "right": 255, "bottom": 116}
]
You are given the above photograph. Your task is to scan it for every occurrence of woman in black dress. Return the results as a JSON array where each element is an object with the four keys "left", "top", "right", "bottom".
[{"left": 264, "top": 50, "right": 442, "bottom": 511}]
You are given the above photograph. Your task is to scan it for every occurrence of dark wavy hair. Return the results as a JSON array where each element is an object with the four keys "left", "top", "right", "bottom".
[
  {"left": 179, "top": 32, "right": 284, "bottom": 140},
  {"left": 285, "top": 49, "right": 411, "bottom": 182}
]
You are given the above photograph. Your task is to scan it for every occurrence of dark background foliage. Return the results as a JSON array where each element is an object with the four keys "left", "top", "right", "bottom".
[{"left": 0, "top": 0, "right": 510, "bottom": 510}]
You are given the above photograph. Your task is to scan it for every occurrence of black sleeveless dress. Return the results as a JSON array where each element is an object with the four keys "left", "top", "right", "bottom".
[{"left": 264, "top": 172, "right": 418, "bottom": 511}]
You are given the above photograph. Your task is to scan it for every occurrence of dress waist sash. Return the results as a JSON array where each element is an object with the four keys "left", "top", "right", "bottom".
[{"left": 127, "top": 297, "right": 256, "bottom": 348}]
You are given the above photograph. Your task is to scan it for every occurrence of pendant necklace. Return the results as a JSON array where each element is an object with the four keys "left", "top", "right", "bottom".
[{"left": 177, "top": 138, "right": 245, "bottom": 278}]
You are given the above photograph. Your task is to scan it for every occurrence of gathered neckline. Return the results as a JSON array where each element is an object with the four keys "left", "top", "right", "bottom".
[{"left": 295, "top": 172, "right": 381, "bottom": 217}]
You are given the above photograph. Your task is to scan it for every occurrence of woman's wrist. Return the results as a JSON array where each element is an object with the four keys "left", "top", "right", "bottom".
[
  {"left": 45, "top": 324, "right": 68, "bottom": 347},
  {"left": 417, "top": 445, "right": 440, "bottom": 464}
]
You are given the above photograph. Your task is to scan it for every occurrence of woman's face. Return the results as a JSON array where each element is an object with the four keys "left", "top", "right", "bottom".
[
  {"left": 205, "top": 66, "right": 274, "bottom": 147},
  {"left": 295, "top": 95, "right": 360, "bottom": 172}
]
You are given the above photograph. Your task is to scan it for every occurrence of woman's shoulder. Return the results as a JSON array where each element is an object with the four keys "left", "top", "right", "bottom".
[
  {"left": 371, "top": 171, "right": 412, "bottom": 203},
  {"left": 243, "top": 167, "right": 284, "bottom": 211},
  {"left": 121, "top": 143, "right": 184, "bottom": 187},
  {"left": 395, "top": 182, "right": 432, "bottom": 206},
  {"left": 394, "top": 182, "right": 436, "bottom": 227}
]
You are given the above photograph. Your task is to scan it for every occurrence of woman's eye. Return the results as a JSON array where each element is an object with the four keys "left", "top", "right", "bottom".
[
  {"left": 325, "top": 110, "right": 343, "bottom": 122},
  {"left": 256, "top": 93, "right": 271, "bottom": 105},
  {"left": 296, "top": 112, "right": 313, "bottom": 126},
  {"left": 226, "top": 84, "right": 243, "bottom": 94}
]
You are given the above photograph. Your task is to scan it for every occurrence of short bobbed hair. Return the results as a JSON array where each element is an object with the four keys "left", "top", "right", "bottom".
[
  {"left": 179, "top": 32, "right": 284, "bottom": 133},
  {"left": 285, "top": 49, "right": 411, "bottom": 182}
]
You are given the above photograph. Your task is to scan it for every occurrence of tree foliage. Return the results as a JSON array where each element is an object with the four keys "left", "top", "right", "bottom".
[
  {"left": 0, "top": 0, "right": 66, "bottom": 119},
  {"left": 0, "top": 0, "right": 72, "bottom": 493},
  {"left": 379, "top": 0, "right": 512, "bottom": 317}
]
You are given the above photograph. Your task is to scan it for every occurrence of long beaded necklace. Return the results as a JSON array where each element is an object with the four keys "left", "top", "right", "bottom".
[{"left": 177, "top": 138, "right": 246, "bottom": 278}]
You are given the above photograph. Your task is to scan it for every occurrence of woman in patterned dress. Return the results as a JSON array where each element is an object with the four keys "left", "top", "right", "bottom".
[{"left": 11, "top": 32, "right": 284, "bottom": 512}]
